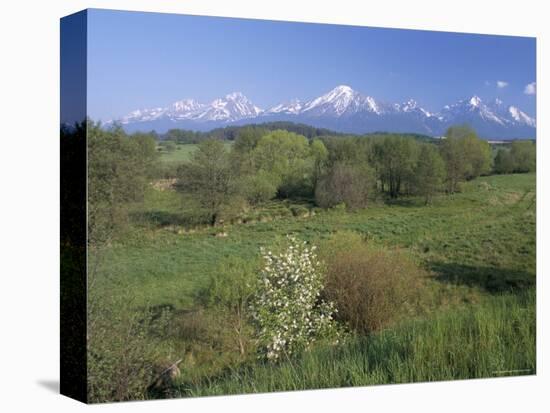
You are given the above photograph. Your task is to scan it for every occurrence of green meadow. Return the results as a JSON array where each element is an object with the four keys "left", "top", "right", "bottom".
[{"left": 91, "top": 168, "right": 536, "bottom": 399}]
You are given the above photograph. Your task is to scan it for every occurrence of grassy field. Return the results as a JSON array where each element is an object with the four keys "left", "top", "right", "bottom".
[
  {"left": 181, "top": 290, "right": 535, "bottom": 397},
  {"left": 91, "top": 172, "right": 536, "bottom": 398},
  {"left": 98, "top": 173, "right": 535, "bottom": 306}
]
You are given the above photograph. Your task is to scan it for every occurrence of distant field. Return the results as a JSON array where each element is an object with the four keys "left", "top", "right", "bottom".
[{"left": 158, "top": 142, "right": 233, "bottom": 164}]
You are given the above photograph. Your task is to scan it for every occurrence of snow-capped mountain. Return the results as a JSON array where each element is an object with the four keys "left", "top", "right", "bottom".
[
  {"left": 508, "top": 106, "right": 536, "bottom": 127},
  {"left": 118, "top": 92, "right": 263, "bottom": 127},
  {"left": 114, "top": 85, "right": 535, "bottom": 139},
  {"left": 266, "top": 99, "right": 304, "bottom": 115},
  {"left": 196, "top": 92, "right": 263, "bottom": 122},
  {"left": 300, "top": 85, "right": 386, "bottom": 116},
  {"left": 168, "top": 99, "right": 206, "bottom": 119},
  {"left": 438, "top": 95, "right": 536, "bottom": 138}
]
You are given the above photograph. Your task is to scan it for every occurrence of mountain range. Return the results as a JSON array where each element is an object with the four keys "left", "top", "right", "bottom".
[{"left": 112, "top": 85, "right": 536, "bottom": 139}]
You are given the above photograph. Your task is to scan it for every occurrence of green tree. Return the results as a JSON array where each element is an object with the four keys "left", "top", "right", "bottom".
[
  {"left": 510, "top": 141, "right": 536, "bottom": 172},
  {"left": 231, "top": 126, "right": 269, "bottom": 176},
  {"left": 494, "top": 149, "right": 515, "bottom": 174},
  {"left": 251, "top": 130, "right": 312, "bottom": 198},
  {"left": 176, "top": 139, "right": 239, "bottom": 225},
  {"left": 233, "top": 126, "right": 267, "bottom": 154},
  {"left": 323, "top": 136, "right": 371, "bottom": 167},
  {"left": 237, "top": 171, "right": 279, "bottom": 205},
  {"left": 315, "top": 162, "right": 374, "bottom": 209},
  {"left": 310, "top": 139, "right": 329, "bottom": 188},
  {"left": 374, "top": 136, "right": 418, "bottom": 198},
  {"left": 414, "top": 144, "right": 446, "bottom": 204},
  {"left": 440, "top": 126, "right": 492, "bottom": 192},
  {"left": 87, "top": 122, "right": 158, "bottom": 245},
  {"left": 439, "top": 135, "right": 466, "bottom": 193}
]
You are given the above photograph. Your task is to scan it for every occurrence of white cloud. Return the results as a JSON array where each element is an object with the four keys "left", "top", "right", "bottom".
[
  {"left": 524, "top": 82, "right": 536, "bottom": 95},
  {"left": 496, "top": 80, "right": 509, "bottom": 88}
]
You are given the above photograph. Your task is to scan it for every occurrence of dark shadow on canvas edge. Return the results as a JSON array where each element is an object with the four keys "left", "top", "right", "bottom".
[{"left": 37, "top": 380, "right": 60, "bottom": 394}]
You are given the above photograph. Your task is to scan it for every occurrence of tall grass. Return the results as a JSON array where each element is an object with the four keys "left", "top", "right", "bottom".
[{"left": 179, "top": 290, "right": 535, "bottom": 397}]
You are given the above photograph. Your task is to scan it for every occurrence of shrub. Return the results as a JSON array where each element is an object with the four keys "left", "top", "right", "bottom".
[
  {"left": 251, "top": 236, "right": 339, "bottom": 361},
  {"left": 87, "top": 291, "right": 170, "bottom": 403},
  {"left": 170, "top": 308, "right": 254, "bottom": 377},
  {"left": 161, "top": 140, "right": 177, "bottom": 152},
  {"left": 238, "top": 172, "right": 279, "bottom": 205},
  {"left": 155, "top": 163, "right": 180, "bottom": 179},
  {"left": 198, "top": 256, "right": 259, "bottom": 357},
  {"left": 320, "top": 232, "right": 425, "bottom": 334}
]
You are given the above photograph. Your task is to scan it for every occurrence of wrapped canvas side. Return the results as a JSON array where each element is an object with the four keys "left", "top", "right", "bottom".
[{"left": 60, "top": 9, "right": 87, "bottom": 404}]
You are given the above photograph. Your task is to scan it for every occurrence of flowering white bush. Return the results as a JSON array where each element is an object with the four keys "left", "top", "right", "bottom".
[{"left": 251, "top": 236, "right": 339, "bottom": 361}]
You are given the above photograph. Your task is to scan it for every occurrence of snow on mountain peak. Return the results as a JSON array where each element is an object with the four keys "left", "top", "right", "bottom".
[
  {"left": 509, "top": 106, "right": 536, "bottom": 127},
  {"left": 116, "top": 85, "right": 535, "bottom": 138},
  {"left": 120, "top": 106, "right": 166, "bottom": 123},
  {"left": 302, "top": 85, "right": 379, "bottom": 116},
  {"left": 509, "top": 106, "right": 521, "bottom": 120},
  {"left": 267, "top": 99, "right": 303, "bottom": 115},
  {"left": 469, "top": 96, "right": 482, "bottom": 107},
  {"left": 365, "top": 96, "right": 380, "bottom": 114},
  {"left": 225, "top": 91, "right": 248, "bottom": 101},
  {"left": 336, "top": 84, "right": 354, "bottom": 92},
  {"left": 302, "top": 86, "right": 351, "bottom": 114},
  {"left": 118, "top": 92, "right": 263, "bottom": 124},
  {"left": 402, "top": 99, "right": 419, "bottom": 111},
  {"left": 171, "top": 99, "right": 204, "bottom": 113},
  {"left": 318, "top": 85, "right": 356, "bottom": 102}
]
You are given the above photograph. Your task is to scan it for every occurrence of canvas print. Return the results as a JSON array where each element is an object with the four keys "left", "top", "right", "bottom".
[{"left": 60, "top": 9, "right": 536, "bottom": 404}]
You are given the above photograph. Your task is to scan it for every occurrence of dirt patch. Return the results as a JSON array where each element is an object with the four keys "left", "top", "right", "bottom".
[{"left": 152, "top": 178, "right": 177, "bottom": 191}]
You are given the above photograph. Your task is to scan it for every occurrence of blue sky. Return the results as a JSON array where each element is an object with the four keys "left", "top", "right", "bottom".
[{"left": 86, "top": 9, "right": 536, "bottom": 121}]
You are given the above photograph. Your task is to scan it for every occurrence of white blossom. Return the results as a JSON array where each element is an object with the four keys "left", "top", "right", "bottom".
[{"left": 250, "top": 236, "right": 339, "bottom": 361}]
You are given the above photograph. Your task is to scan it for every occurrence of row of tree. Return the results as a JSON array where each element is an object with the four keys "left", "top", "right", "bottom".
[
  {"left": 314, "top": 126, "right": 492, "bottom": 205},
  {"left": 162, "top": 122, "right": 347, "bottom": 144},
  {"left": 494, "top": 141, "right": 536, "bottom": 174},
  {"left": 176, "top": 125, "right": 515, "bottom": 224},
  {"left": 176, "top": 129, "right": 323, "bottom": 225}
]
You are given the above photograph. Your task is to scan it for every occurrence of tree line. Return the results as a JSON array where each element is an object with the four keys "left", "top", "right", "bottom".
[
  {"left": 162, "top": 121, "right": 347, "bottom": 144},
  {"left": 493, "top": 141, "right": 536, "bottom": 174},
  {"left": 161, "top": 123, "right": 434, "bottom": 145},
  {"left": 83, "top": 120, "right": 536, "bottom": 234},
  {"left": 175, "top": 125, "right": 535, "bottom": 225}
]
